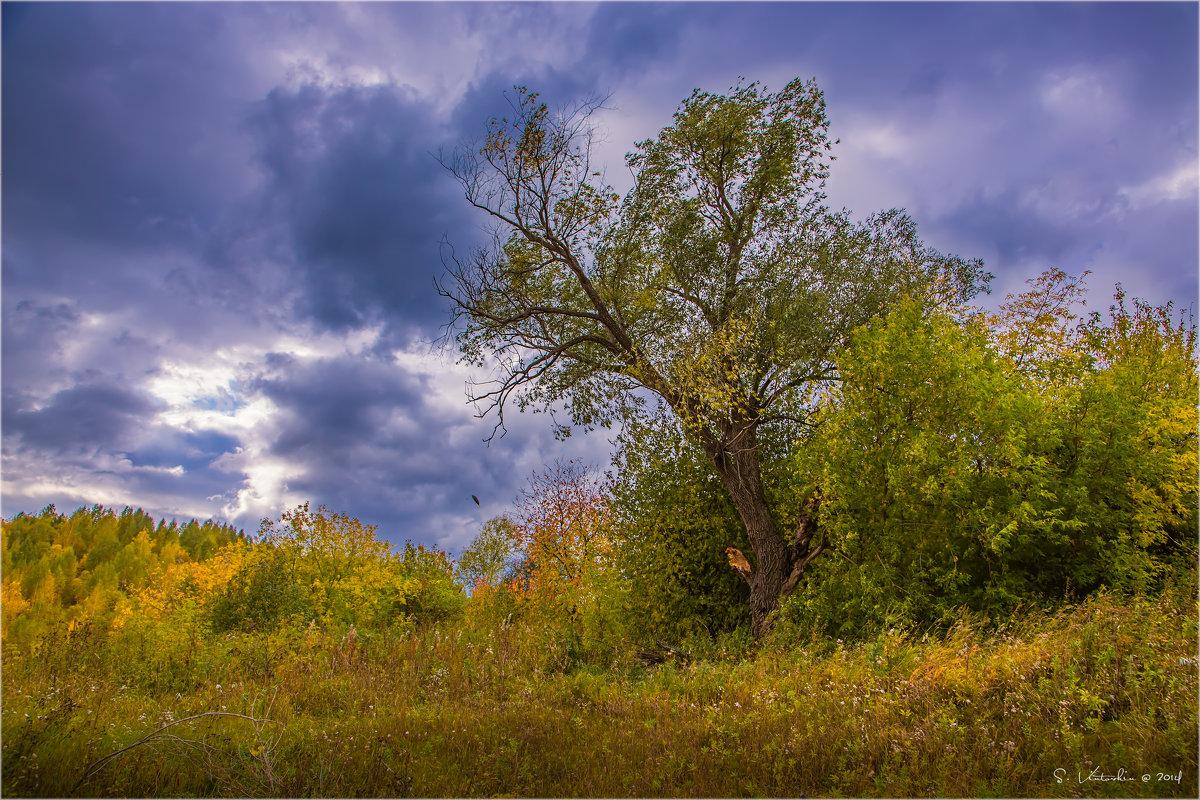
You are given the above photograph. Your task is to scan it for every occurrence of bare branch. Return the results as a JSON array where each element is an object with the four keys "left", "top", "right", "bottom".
[{"left": 73, "top": 709, "right": 285, "bottom": 795}]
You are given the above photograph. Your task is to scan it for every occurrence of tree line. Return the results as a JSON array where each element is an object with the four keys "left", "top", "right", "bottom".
[{"left": 1, "top": 503, "right": 464, "bottom": 668}]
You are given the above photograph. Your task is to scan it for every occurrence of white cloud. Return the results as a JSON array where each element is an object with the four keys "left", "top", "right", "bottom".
[
  {"left": 213, "top": 449, "right": 307, "bottom": 526},
  {"left": 1041, "top": 70, "right": 1103, "bottom": 107},
  {"left": 239, "top": 1, "right": 604, "bottom": 123},
  {"left": 1119, "top": 160, "right": 1200, "bottom": 209},
  {"left": 140, "top": 326, "right": 393, "bottom": 524},
  {"left": 855, "top": 122, "right": 912, "bottom": 161},
  {"left": 1037, "top": 67, "right": 1127, "bottom": 137},
  {"left": 1017, "top": 177, "right": 1110, "bottom": 224},
  {"left": 0, "top": 452, "right": 214, "bottom": 524}
]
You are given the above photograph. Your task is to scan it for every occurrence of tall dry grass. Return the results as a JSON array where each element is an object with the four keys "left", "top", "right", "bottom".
[{"left": 2, "top": 581, "right": 1196, "bottom": 797}]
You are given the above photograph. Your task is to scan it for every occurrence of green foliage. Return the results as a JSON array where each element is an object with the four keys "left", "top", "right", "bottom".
[
  {"left": 456, "top": 515, "right": 520, "bottom": 590},
  {"left": 1065, "top": 288, "right": 1199, "bottom": 582},
  {"left": 1, "top": 505, "right": 243, "bottom": 655},
  {"left": 207, "top": 543, "right": 313, "bottom": 634},
  {"left": 789, "top": 300, "right": 1035, "bottom": 635},
  {"left": 397, "top": 540, "right": 467, "bottom": 625},
  {"left": 461, "top": 462, "right": 632, "bottom": 667},
  {"left": 611, "top": 413, "right": 751, "bottom": 639},
  {"left": 204, "top": 504, "right": 466, "bottom": 635},
  {"left": 784, "top": 277, "right": 1198, "bottom": 640}
]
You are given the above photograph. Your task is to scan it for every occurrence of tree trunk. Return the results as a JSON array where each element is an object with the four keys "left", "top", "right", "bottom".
[{"left": 707, "top": 422, "right": 790, "bottom": 638}]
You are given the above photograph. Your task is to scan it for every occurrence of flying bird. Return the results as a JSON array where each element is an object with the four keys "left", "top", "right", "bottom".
[{"left": 472, "top": 495, "right": 480, "bottom": 506}]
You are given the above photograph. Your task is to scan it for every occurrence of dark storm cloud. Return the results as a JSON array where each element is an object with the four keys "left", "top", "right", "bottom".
[
  {"left": 1, "top": 2, "right": 250, "bottom": 256},
  {"left": 248, "top": 81, "right": 467, "bottom": 339},
  {"left": 4, "top": 383, "right": 158, "bottom": 457},
  {"left": 127, "top": 430, "right": 242, "bottom": 475},
  {"left": 253, "top": 352, "right": 429, "bottom": 458},
  {"left": 581, "top": 3, "right": 686, "bottom": 81},
  {"left": 230, "top": 342, "right": 612, "bottom": 546},
  {"left": 247, "top": 350, "right": 522, "bottom": 543},
  {"left": 445, "top": 49, "right": 612, "bottom": 142},
  {"left": 936, "top": 188, "right": 1083, "bottom": 266},
  {"left": 0, "top": 0, "right": 290, "bottom": 365},
  {"left": 2, "top": 358, "right": 240, "bottom": 500},
  {"left": 0, "top": 296, "right": 165, "bottom": 455},
  {"left": 0, "top": 299, "right": 81, "bottom": 386},
  {"left": 120, "top": 428, "right": 249, "bottom": 509}
]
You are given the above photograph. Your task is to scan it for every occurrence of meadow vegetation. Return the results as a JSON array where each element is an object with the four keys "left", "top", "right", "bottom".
[{"left": 1, "top": 541, "right": 1195, "bottom": 797}]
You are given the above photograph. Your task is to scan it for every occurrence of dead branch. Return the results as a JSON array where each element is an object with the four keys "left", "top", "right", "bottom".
[{"left": 72, "top": 702, "right": 285, "bottom": 796}]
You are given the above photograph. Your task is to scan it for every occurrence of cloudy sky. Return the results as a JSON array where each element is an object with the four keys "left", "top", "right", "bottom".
[{"left": 3, "top": 1, "right": 1196, "bottom": 552}]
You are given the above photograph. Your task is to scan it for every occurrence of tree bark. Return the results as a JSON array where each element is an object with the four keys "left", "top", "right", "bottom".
[{"left": 705, "top": 422, "right": 790, "bottom": 638}]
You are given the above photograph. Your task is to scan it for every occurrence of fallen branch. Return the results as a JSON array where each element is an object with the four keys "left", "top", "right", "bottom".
[
  {"left": 72, "top": 700, "right": 285, "bottom": 796},
  {"left": 637, "top": 640, "right": 694, "bottom": 666}
]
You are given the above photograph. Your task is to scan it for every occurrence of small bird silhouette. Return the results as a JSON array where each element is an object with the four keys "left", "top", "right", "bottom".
[{"left": 472, "top": 495, "right": 480, "bottom": 506}]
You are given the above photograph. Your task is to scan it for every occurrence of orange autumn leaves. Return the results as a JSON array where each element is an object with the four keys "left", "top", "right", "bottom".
[{"left": 480, "top": 461, "right": 615, "bottom": 610}]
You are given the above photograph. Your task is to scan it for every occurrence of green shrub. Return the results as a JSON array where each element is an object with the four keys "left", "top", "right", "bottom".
[{"left": 207, "top": 544, "right": 312, "bottom": 634}]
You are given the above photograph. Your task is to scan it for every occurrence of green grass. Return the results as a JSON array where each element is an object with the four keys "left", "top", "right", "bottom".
[{"left": 3, "top": 585, "right": 1197, "bottom": 797}]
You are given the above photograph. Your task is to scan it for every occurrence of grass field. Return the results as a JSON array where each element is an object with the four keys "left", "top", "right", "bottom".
[{"left": 2, "top": 578, "right": 1196, "bottom": 798}]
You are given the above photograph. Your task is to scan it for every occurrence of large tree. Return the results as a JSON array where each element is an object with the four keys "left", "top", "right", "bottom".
[{"left": 439, "top": 78, "right": 987, "bottom": 635}]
